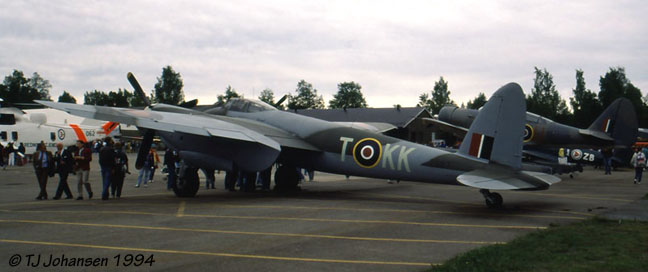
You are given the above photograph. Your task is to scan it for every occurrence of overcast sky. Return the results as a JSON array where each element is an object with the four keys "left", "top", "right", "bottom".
[{"left": 1, "top": 0, "right": 646, "bottom": 108}]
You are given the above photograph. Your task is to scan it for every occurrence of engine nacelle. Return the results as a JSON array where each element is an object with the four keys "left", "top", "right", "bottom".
[{"left": 179, "top": 151, "right": 233, "bottom": 171}]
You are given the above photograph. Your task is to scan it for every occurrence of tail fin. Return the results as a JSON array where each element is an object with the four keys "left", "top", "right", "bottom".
[
  {"left": 587, "top": 98, "right": 638, "bottom": 147},
  {"left": 455, "top": 83, "right": 561, "bottom": 191},
  {"left": 458, "top": 83, "right": 526, "bottom": 169}
]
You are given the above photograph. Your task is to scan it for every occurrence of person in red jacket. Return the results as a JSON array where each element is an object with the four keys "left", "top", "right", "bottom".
[{"left": 73, "top": 140, "right": 93, "bottom": 200}]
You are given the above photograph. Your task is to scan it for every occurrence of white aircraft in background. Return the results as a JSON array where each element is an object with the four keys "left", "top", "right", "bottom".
[{"left": 0, "top": 106, "right": 121, "bottom": 155}]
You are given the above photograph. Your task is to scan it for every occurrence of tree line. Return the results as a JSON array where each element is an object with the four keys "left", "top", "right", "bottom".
[{"left": 1, "top": 65, "right": 645, "bottom": 128}]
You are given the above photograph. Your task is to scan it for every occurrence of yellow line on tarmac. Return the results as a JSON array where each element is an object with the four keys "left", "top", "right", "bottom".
[
  {"left": 0, "top": 219, "right": 501, "bottom": 245},
  {"left": 350, "top": 192, "right": 594, "bottom": 216},
  {"left": 0, "top": 210, "right": 545, "bottom": 230},
  {"left": 176, "top": 201, "right": 186, "bottom": 218},
  {"left": 208, "top": 204, "right": 586, "bottom": 220},
  {"left": 511, "top": 192, "right": 633, "bottom": 203},
  {"left": 0, "top": 239, "right": 434, "bottom": 266}
]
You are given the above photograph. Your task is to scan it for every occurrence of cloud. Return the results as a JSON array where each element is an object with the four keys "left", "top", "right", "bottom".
[{"left": 0, "top": 0, "right": 646, "bottom": 107}]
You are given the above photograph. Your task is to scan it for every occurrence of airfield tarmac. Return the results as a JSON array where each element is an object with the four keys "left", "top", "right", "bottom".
[{"left": 0, "top": 153, "right": 646, "bottom": 271}]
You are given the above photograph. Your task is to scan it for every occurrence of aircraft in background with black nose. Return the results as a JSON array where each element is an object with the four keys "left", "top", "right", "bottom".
[{"left": 428, "top": 97, "right": 638, "bottom": 174}]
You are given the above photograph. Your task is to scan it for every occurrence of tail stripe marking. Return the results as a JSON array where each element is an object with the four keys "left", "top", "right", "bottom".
[
  {"left": 468, "top": 133, "right": 494, "bottom": 160},
  {"left": 102, "top": 121, "right": 119, "bottom": 135},
  {"left": 69, "top": 124, "right": 87, "bottom": 143}
]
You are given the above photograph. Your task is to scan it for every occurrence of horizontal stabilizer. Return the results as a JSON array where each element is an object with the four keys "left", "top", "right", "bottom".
[
  {"left": 422, "top": 117, "right": 468, "bottom": 137},
  {"left": 457, "top": 169, "right": 561, "bottom": 190},
  {"left": 578, "top": 129, "right": 614, "bottom": 142}
]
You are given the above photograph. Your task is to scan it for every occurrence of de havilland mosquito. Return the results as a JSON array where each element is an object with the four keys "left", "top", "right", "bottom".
[
  {"left": 36, "top": 73, "right": 560, "bottom": 208},
  {"left": 430, "top": 98, "right": 638, "bottom": 171}
]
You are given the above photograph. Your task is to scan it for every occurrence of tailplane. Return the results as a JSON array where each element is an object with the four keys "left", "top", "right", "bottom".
[
  {"left": 586, "top": 97, "right": 638, "bottom": 147},
  {"left": 455, "top": 83, "right": 561, "bottom": 191}
]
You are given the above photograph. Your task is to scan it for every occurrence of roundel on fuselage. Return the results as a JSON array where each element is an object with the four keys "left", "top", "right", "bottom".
[
  {"left": 523, "top": 124, "right": 534, "bottom": 142},
  {"left": 353, "top": 138, "right": 382, "bottom": 168},
  {"left": 57, "top": 129, "right": 66, "bottom": 140}
]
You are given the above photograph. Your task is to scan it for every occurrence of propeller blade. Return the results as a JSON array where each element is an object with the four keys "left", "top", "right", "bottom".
[
  {"left": 135, "top": 129, "right": 155, "bottom": 170},
  {"left": 127, "top": 72, "right": 151, "bottom": 107},
  {"left": 274, "top": 95, "right": 288, "bottom": 108}
]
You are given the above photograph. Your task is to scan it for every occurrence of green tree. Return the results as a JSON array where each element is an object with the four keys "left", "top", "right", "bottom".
[
  {"left": 0, "top": 70, "right": 43, "bottom": 105},
  {"left": 417, "top": 76, "right": 455, "bottom": 114},
  {"left": 84, "top": 90, "right": 111, "bottom": 106},
  {"left": 287, "top": 80, "right": 325, "bottom": 110},
  {"left": 108, "top": 88, "right": 132, "bottom": 107},
  {"left": 57, "top": 91, "right": 77, "bottom": 103},
  {"left": 599, "top": 67, "right": 646, "bottom": 127},
  {"left": 526, "top": 67, "right": 570, "bottom": 122},
  {"left": 152, "top": 66, "right": 184, "bottom": 105},
  {"left": 217, "top": 85, "right": 241, "bottom": 105},
  {"left": 329, "top": 81, "right": 368, "bottom": 109},
  {"left": 466, "top": 92, "right": 487, "bottom": 109},
  {"left": 570, "top": 69, "right": 601, "bottom": 128},
  {"left": 27, "top": 72, "right": 52, "bottom": 101},
  {"left": 129, "top": 90, "right": 149, "bottom": 107}
]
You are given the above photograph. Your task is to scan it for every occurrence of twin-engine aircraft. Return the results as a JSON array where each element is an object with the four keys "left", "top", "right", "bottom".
[
  {"left": 0, "top": 107, "right": 120, "bottom": 154},
  {"left": 430, "top": 98, "right": 638, "bottom": 171},
  {"left": 37, "top": 74, "right": 560, "bottom": 208}
]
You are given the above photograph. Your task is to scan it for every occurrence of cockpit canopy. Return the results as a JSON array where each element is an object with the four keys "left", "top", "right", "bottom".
[{"left": 223, "top": 99, "right": 277, "bottom": 113}]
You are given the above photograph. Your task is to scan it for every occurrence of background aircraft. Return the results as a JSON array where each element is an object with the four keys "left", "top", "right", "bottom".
[
  {"left": 0, "top": 106, "right": 120, "bottom": 154},
  {"left": 37, "top": 75, "right": 560, "bottom": 208},
  {"left": 428, "top": 98, "right": 638, "bottom": 171}
]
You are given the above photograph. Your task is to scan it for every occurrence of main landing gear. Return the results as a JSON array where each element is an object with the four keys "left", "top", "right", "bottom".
[
  {"left": 480, "top": 189, "right": 503, "bottom": 209},
  {"left": 274, "top": 164, "right": 300, "bottom": 191},
  {"left": 173, "top": 162, "right": 199, "bottom": 197}
]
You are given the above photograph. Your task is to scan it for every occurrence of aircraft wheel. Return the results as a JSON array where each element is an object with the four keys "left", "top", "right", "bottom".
[
  {"left": 225, "top": 170, "right": 237, "bottom": 191},
  {"left": 173, "top": 167, "right": 199, "bottom": 197},
  {"left": 274, "top": 165, "right": 299, "bottom": 191},
  {"left": 485, "top": 192, "right": 503, "bottom": 209},
  {"left": 243, "top": 172, "right": 257, "bottom": 192}
]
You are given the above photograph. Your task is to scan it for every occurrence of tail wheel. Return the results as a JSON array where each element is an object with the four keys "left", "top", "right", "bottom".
[
  {"left": 173, "top": 167, "right": 199, "bottom": 197},
  {"left": 485, "top": 192, "right": 503, "bottom": 209}
]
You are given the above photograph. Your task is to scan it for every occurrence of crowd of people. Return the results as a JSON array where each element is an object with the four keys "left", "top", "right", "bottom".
[{"left": 5, "top": 137, "right": 646, "bottom": 201}]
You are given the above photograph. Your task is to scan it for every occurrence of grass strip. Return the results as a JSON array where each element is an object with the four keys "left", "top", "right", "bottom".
[{"left": 429, "top": 218, "right": 648, "bottom": 272}]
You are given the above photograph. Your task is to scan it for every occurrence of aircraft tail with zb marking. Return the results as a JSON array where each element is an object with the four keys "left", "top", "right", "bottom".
[{"left": 585, "top": 97, "right": 638, "bottom": 148}]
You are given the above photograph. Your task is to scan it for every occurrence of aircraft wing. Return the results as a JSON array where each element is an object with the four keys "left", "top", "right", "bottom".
[
  {"left": 422, "top": 117, "right": 468, "bottom": 137},
  {"left": 332, "top": 122, "right": 397, "bottom": 133},
  {"left": 35, "top": 100, "right": 282, "bottom": 152}
]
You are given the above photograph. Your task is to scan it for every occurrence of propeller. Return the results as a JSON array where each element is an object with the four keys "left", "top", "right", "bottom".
[
  {"left": 274, "top": 95, "right": 288, "bottom": 108},
  {"left": 135, "top": 129, "right": 155, "bottom": 170},
  {"left": 127, "top": 72, "right": 157, "bottom": 169},
  {"left": 127, "top": 72, "right": 151, "bottom": 107}
]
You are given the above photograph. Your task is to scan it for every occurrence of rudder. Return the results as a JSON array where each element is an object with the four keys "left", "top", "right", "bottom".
[{"left": 458, "top": 83, "right": 526, "bottom": 169}]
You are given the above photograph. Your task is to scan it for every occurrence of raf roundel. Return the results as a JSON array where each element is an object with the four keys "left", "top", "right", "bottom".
[
  {"left": 523, "top": 124, "right": 534, "bottom": 142},
  {"left": 352, "top": 138, "right": 382, "bottom": 168}
]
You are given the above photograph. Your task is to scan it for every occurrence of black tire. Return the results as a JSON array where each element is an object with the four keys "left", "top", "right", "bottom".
[
  {"left": 173, "top": 167, "right": 199, "bottom": 197},
  {"left": 243, "top": 172, "right": 257, "bottom": 192},
  {"left": 485, "top": 192, "right": 503, "bottom": 209},
  {"left": 274, "top": 165, "right": 299, "bottom": 190},
  {"left": 225, "top": 171, "right": 237, "bottom": 191}
]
